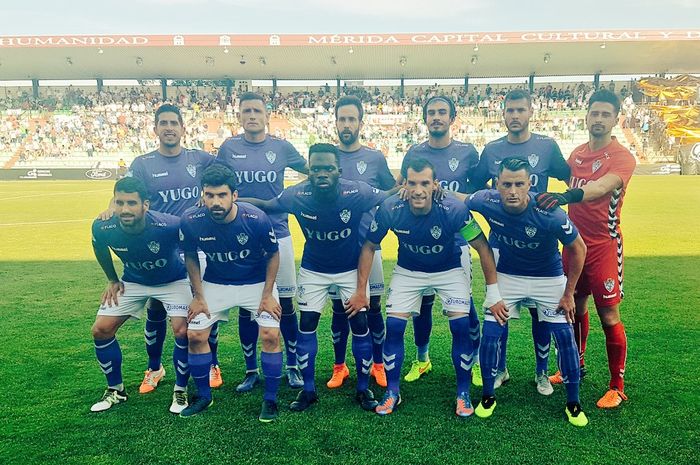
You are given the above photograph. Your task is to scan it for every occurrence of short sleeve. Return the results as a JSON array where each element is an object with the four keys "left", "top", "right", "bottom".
[
  {"left": 359, "top": 181, "right": 390, "bottom": 210},
  {"left": 273, "top": 186, "right": 296, "bottom": 213},
  {"left": 611, "top": 149, "right": 636, "bottom": 189},
  {"left": 91, "top": 220, "right": 105, "bottom": 245},
  {"left": 258, "top": 212, "right": 280, "bottom": 255},
  {"left": 365, "top": 203, "right": 391, "bottom": 244},
  {"left": 553, "top": 210, "right": 579, "bottom": 246},
  {"left": 376, "top": 155, "right": 397, "bottom": 190},
  {"left": 283, "top": 141, "right": 307, "bottom": 172},
  {"left": 179, "top": 218, "right": 198, "bottom": 253}
]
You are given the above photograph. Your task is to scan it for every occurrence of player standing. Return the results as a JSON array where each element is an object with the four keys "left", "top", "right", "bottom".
[
  {"left": 326, "top": 95, "right": 397, "bottom": 389},
  {"left": 471, "top": 89, "right": 571, "bottom": 395},
  {"left": 179, "top": 165, "right": 283, "bottom": 421},
  {"left": 537, "top": 89, "right": 635, "bottom": 408},
  {"left": 90, "top": 177, "right": 192, "bottom": 414},
  {"left": 216, "top": 92, "right": 308, "bottom": 391}
]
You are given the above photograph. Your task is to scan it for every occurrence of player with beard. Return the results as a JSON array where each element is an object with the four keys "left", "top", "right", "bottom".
[
  {"left": 397, "top": 96, "right": 482, "bottom": 385},
  {"left": 326, "top": 95, "right": 397, "bottom": 390},
  {"left": 216, "top": 92, "right": 308, "bottom": 392},
  {"left": 470, "top": 89, "right": 571, "bottom": 396},
  {"left": 98, "top": 104, "right": 215, "bottom": 398}
]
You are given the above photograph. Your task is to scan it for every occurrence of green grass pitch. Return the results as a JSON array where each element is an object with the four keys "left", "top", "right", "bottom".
[{"left": 0, "top": 177, "right": 698, "bottom": 465}]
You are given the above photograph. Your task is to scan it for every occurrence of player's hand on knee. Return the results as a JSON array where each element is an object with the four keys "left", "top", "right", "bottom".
[
  {"left": 558, "top": 293, "right": 575, "bottom": 324},
  {"left": 188, "top": 296, "right": 210, "bottom": 323},
  {"left": 488, "top": 301, "right": 509, "bottom": 326},
  {"left": 101, "top": 280, "right": 124, "bottom": 307},
  {"left": 344, "top": 292, "right": 368, "bottom": 318},
  {"left": 97, "top": 207, "right": 115, "bottom": 221},
  {"left": 259, "top": 293, "right": 282, "bottom": 321}
]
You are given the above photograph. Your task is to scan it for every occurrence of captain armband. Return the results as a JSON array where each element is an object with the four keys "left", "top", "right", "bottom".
[{"left": 459, "top": 218, "right": 483, "bottom": 242}]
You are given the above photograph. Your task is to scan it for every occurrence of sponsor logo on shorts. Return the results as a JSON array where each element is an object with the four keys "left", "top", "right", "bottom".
[
  {"left": 369, "top": 283, "right": 384, "bottom": 290},
  {"left": 604, "top": 278, "right": 615, "bottom": 292},
  {"left": 166, "top": 304, "right": 189, "bottom": 312},
  {"left": 297, "top": 301, "right": 308, "bottom": 307},
  {"left": 443, "top": 297, "right": 468, "bottom": 306},
  {"left": 277, "top": 286, "right": 295, "bottom": 293},
  {"left": 541, "top": 307, "right": 559, "bottom": 317}
]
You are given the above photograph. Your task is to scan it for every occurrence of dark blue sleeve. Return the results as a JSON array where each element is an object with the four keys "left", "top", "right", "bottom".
[
  {"left": 365, "top": 203, "right": 391, "bottom": 244},
  {"left": 553, "top": 210, "right": 579, "bottom": 246},
  {"left": 376, "top": 155, "right": 397, "bottom": 190},
  {"left": 179, "top": 218, "right": 198, "bottom": 253},
  {"left": 284, "top": 141, "right": 307, "bottom": 172},
  {"left": 257, "top": 212, "right": 280, "bottom": 255}
]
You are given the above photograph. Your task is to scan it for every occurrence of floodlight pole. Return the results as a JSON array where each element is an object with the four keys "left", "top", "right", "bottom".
[
  {"left": 400, "top": 78, "right": 404, "bottom": 98},
  {"left": 336, "top": 78, "right": 341, "bottom": 97},
  {"left": 464, "top": 76, "right": 469, "bottom": 95},
  {"left": 96, "top": 79, "right": 103, "bottom": 93},
  {"left": 528, "top": 74, "right": 535, "bottom": 94},
  {"left": 161, "top": 79, "right": 167, "bottom": 101},
  {"left": 594, "top": 73, "right": 600, "bottom": 90},
  {"left": 226, "top": 79, "right": 233, "bottom": 98},
  {"left": 32, "top": 79, "right": 39, "bottom": 99}
]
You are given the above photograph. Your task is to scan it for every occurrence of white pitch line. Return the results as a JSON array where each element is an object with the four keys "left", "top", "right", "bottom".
[
  {"left": 0, "top": 189, "right": 111, "bottom": 201},
  {"left": 0, "top": 218, "right": 93, "bottom": 226}
]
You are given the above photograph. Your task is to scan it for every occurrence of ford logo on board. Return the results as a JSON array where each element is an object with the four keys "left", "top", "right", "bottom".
[{"left": 85, "top": 169, "right": 113, "bottom": 180}]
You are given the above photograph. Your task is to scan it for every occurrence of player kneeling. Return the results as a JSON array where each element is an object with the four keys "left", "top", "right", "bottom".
[
  {"left": 469, "top": 158, "right": 589, "bottom": 427},
  {"left": 90, "top": 177, "right": 191, "bottom": 414}
]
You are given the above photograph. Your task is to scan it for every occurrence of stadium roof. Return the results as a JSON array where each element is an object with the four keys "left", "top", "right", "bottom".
[{"left": 1, "top": 29, "right": 699, "bottom": 81}]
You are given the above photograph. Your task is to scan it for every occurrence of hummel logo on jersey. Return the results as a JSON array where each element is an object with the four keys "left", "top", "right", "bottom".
[
  {"left": 370, "top": 220, "right": 378, "bottom": 232},
  {"left": 394, "top": 229, "right": 410, "bottom": 234},
  {"left": 186, "top": 164, "right": 197, "bottom": 178},
  {"left": 152, "top": 172, "right": 169, "bottom": 178},
  {"left": 528, "top": 153, "right": 539, "bottom": 168},
  {"left": 431, "top": 225, "right": 442, "bottom": 239},
  {"left": 494, "top": 160, "right": 502, "bottom": 165},
  {"left": 237, "top": 233, "right": 249, "bottom": 245},
  {"left": 231, "top": 154, "right": 247, "bottom": 159},
  {"left": 592, "top": 159, "right": 602, "bottom": 173},
  {"left": 300, "top": 212, "right": 317, "bottom": 220},
  {"left": 111, "top": 247, "right": 128, "bottom": 252},
  {"left": 525, "top": 225, "right": 537, "bottom": 237},
  {"left": 489, "top": 218, "right": 505, "bottom": 227},
  {"left": 356, "top": 160, "right": 367, "bottom": 175},
  {"left": 147, "top": 241, "right": 160, "bottom": 254},
  {"left": 561, "top": 218, "right": 574, "bottom": 234},
  {"left": 340, "top": 209, "right": 351, "bottom": 223},
  {"left": 448, "top": 157, "right": 459, "bottom": 172},
  {"left": 199, "top": 236, "right": 216, "bottom": 241},
  {"left": 604, "top": 278, "right": 615, "bottom": 293},
  {"left": 575, "top": 158, "right": 583, "bottom": 165},
  {"left": 269, "top": 230, "right": 277, "bottom": 243},
  {"left": 265, "top": 151, "right": 277, "bottom": 164}
]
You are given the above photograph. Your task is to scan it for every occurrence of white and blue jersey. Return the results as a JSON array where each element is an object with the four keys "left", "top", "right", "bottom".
[
  {"left": 467, "top": 190, "right": 579, "bottom": 277},
  {"left": 338, "top": 145, "right": 396, "bottom": 244},
  {"left": 215, "top": 135, "right": 307, "bottom": 239},
  {"left": 366, "top": 195, "right": 473, "bottom": 273},
  {"left": 472, "top": 134, "right": 569, "bottom": 193},
  {"left": 180, "top": 203, "right": 279, "bottom": 286},
  {"left": 91, "top": 211, "right": 186, "bottom": 285},
  {"left": 271, "top": 179, "right": 389, "bottom": 274},
  {"left": 127, "top": 149, "right": 215, "bottom": 216}
]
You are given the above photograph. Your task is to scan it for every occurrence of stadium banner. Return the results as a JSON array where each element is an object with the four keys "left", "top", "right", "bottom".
[
  {"left": 1, "top": 30, "right": 699, "bottom": 48},
  {"left": 0, "top": 168, "right": 117, "bottom": 180},
  {"left": 678, "top": 142, "right": 700, "bottom": 175},
  {"left": 633, "top": 163, "right": 682, "bottom": 175}
]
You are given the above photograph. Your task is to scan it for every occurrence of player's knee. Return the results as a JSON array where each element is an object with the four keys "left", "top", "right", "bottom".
[
  {"left": 369, "top": 295, "right": 382, "bottom": 314},
  {"left": 280, "top": 297, "right": 296, "bottom": 316},
  {"left": 259, "top": 327, "right": 281, "bottom": 352},
  {"left": 299, "top": 311, "right": 321, "bottom": 333},
  {"left": 187, "top": 329, "right": 209, "bottom": 348},
  {"left": 91, "top": 321, "right": 116, "bottom": 340},
  {"left": 597, "top": 306, "right": 621, "bottom": 327},
  {"left": 171, "top": 318, "right": 188, "bottom": 339}
]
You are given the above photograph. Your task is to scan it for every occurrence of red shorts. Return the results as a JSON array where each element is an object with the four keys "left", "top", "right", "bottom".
[{"left": 564, "top": 236, "right": 624, "bottom": 308}]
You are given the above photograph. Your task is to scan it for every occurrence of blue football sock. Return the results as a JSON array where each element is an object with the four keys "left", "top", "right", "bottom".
[
  {"left": 480, "top": 320, "right": 507, "bottom": 397},
  {"left": 351, "top": 329, "right": 373, "bottom": 391},
  {"left": 145, "top": 307, "right": 167, "bottom": 371},
  {"left": 239, "top": 310, "right": 259, "bottom": 373},
  {"left": 173, "top": 337, "right": 189, "bottom": 390},
  {"left": 261, "top": 351, "right": 283, "bottom": 402},
  {"left": 368, "top": 296, "right": 385, "bottom": 364},
  {"left": 413, "top": 295, "right": 434, "bottom": 361},
  {"left": 449, "top": 316, "right": 474, "bottom": 395},
  {"left": 189, "top": 352, "right": 212, "bottom": 400},
  {"left": 384, "top": 316, "right": 408, "bottom": 393},
  {"left": 279, "top": 297, "right": 298, "bottom": 368},
  {"left": 468, "top": 298, "right": 481, "bottom": 364},
  {"left": 296, "top": 330, "right": 318, "bottom": 392},
  {"left": 497, "top": 324, "right": 508, "bottom": 371},
  {"left": 208, "top": 322, "right": 220, "bottom": 367},
  {"left": 330, "top": 300, "right": 350, "bottom": 365},
  {"left": 94, "top": 336, "right": 123, "bottom": 389},
  {"left": 531, "top": 308, "right": 551, "bottom": 374},
  {"left": 549, "top": 322, "right": 580, "bottom": 403}
]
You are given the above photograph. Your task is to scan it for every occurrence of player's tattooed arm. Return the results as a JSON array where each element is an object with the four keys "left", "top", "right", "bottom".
[
  {"left": 259, "top": 251, "right": 282, "bottom": 321},
  {"left": 468, "top": 234, "right": 508, "bottom": 325},
  {"left": 93, "top": 242, "right": 123, "bottom": 307},
  {"left": 560, "top": 235, "right": 587, "bottom": 324},
  {"left": 185, "top": 251, "right": 210, "bottom": 322},
  {"left": 345, "top": 241, "right": 377, "bottom": 317}
]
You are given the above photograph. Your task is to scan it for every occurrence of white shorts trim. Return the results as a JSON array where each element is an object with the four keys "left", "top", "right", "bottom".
[
  {"left": 97, "top": 279, "right": 192, "bottom": 320},
  {"left": 188, "top": 281, "right": 280, "bottom": 330},
  {"left": 484, "top": 272, "right": 568, "bottom": 324},
  {"left": 387, "top": 265, "right": 471, "bottom": 316},
  {"left": 329, "top": 249, "right": 384, "bottom": 299},
  {"left": 297, "top": 267, "right": 368, "bottom": 313},
  {"left": 276, "top": 235, "right": 297, "bottom": 298}
]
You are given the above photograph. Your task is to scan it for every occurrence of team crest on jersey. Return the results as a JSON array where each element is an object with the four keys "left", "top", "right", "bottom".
[
  {"left": 592, "top": 159, "right": 602, "bottom": 173},
  {"left": 448, "top": 157, "right": 459, "bottom": 172},
  {"left": 356, "top": 160, "right": 367, "bottom": 175},
  {"left": 340, "top": 209, "right": 351, "bottom": 224},
  {"left": 431, "top": 225, "right": 442, "bottom": 239},
  {"left": 528, "top": 153, "right": 539, "bottom": 168},
  {"left": 525, "top": 225, "right": 537, "bottom": 238},
  {"left": 147, "top": 241, "right": 160, "bottom": 254},
  {"left": 370, "top": 220, "right": 378, "bottom": 232},
  {"left": 237, "top": 233, "right": 249, "bottom": 245},
  {"left": 186, "top": 164, "right": 197, "bottom": 178},
  {"left": 604, "top": 278, "right": 615, "bottom": 292},
  {"left": 265, "top": 151, "right": 277, "bottom": 164}
]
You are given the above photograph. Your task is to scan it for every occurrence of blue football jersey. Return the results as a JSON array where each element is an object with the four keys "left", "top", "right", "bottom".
[
  {"left": 127, "top": 149, "right": 215, "bottom": 216},
  {"left": 401, "top": 140, "right": 479, "bottom": 193},
  {"left": 366, "top": 195, "right": 472, "bottom": 273},
  {"left": 92, "top": 211, "right": 186, "bottom": 286},
  {"left": 215, "top": 135, "right": 307, "bottom": 239},
  {"left": 180, "top": 203, "right": 279, "bottom": 286},
  {"left": 467, "top": 190, "right": 579, "bottom": 277},
  {"left": 272, "top": 179, "right": 389, "bottom": 274}
]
